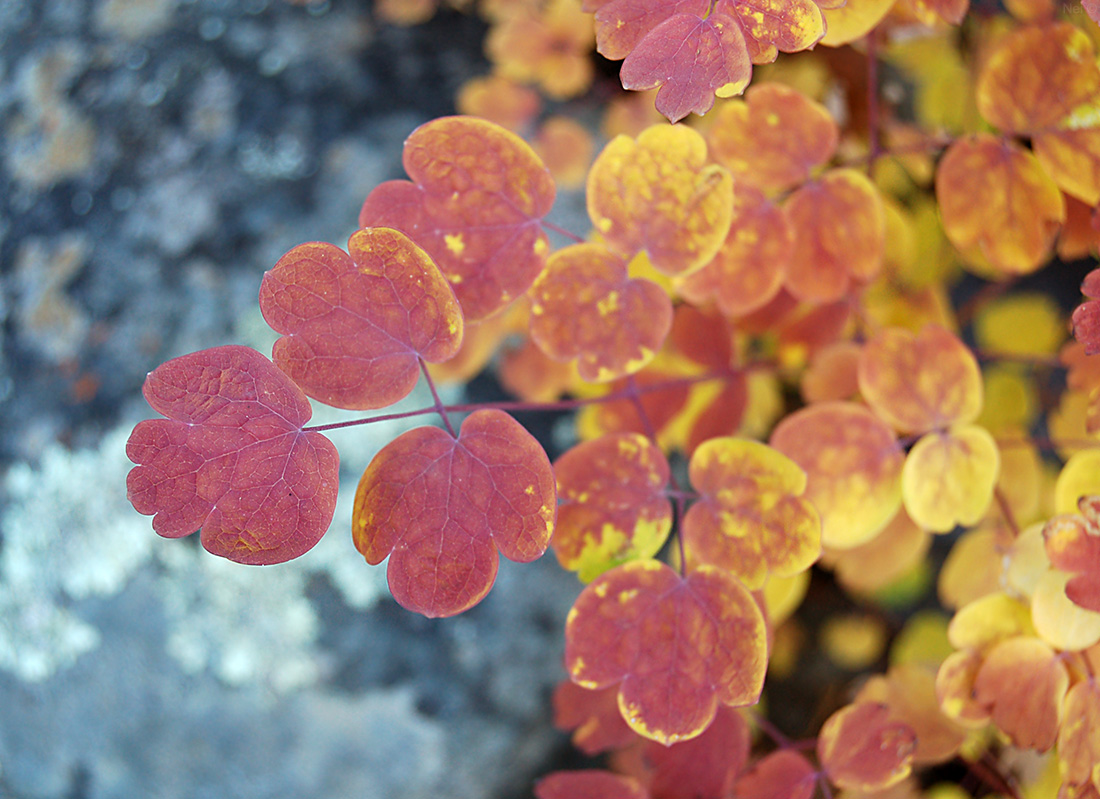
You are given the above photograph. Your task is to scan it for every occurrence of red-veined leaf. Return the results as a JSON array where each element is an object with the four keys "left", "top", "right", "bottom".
[
  {"left": 683, "top": 438, "right": 821, "bottom": 589},
  {"left": 352, "top": 409, "right": 556, "bottom": 618},
  {"left": 552, "top": 433, "right": 672, "bottom": 582},
  {"left": 358, "top": 116, "right": 555, "bottom": 321},
  {"left": 529, "top": 242, "right": 673, "bottom": 382},
  {"left": 126, "top": 345, "right": 339, "bottom": 565},
  {"left": 259, "top": 228, "right": 463, "bottom": 410},
  {"left": 565, "top": 559, "right": 767, "bottom": 745}
]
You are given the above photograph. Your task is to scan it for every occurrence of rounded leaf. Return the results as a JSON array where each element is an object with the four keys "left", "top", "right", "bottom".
[
  {"left": 783, "top": 168, "right": 886, "bottom": 303},
  {"left": 553, "top": 433, "right": 673, "bottom": 582},
  {"left": 259, "top": 229, "right": 463, "bottom": 410},
  {"left": 770, "top": 402, "right": 904, "bottom": 549},
  {"left": 818, "top": 702, "right": 916, "bottom": 792},
  {"left": 126, "top": 346, "right": 339, "bottom": 565},
  {"left": 587, "top": 124, "right": 734, "bottom": 276},
  {"left": 858, "top": 324, "right": 982, "bottom": 435},
  {"left": 902, "top": 425, "right": 1000, "bottom": 533},
  {"left": 565, "top": 559, "right": 767, "bottom": 744},
  {"left": 529, "top": 242, "right": 673, "bottom": 382},
  {"left": 358, "top": 116, "right": 556, "bottom": 321},
  {"left": 973, "top": 636, "right": 1069, "bottom": 752},
  {"left": 936, "top": 134, "right": 1064, "bottom": 275},
  {"left": 683, "top": 437, "right": 821, "bottom": 589},
  {"left": 352, "top": 409, "right": 556, "bottom": 617}
]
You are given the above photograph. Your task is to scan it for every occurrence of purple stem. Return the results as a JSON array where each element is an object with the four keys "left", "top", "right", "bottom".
[{"left": 420, "top": 358, "right": 457, "bottom": 438}]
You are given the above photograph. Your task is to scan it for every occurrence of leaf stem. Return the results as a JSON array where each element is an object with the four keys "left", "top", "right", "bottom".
[
  {"left": 541, "top": 218, "right": 585, "bottom": 244},
  {"left": 303, "top": 367, "right": 749, "bottom": 432},
  {"left": 420, "top": 358, "right": 457, "bottom": 438}
]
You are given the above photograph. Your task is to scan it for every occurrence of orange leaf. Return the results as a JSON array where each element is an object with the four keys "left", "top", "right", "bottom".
[
  {"left": 536, "top": 770, "right": 649, "bottom": 799},
  {"left": 973, "top": 636, "right": 1069, "bottom": 751},
  {"left": 529, "top": 243, "right": 673, "bottom": 382},
  {"left": 976, "top": 22, "right": 1100, "bottom": 135},
  {"left": 857, "top": 324, "right": 982, "bottom": 435},
  {"left": 352, "top": 409, "right": 556, "bottom": 618},
  {"left": 733, "top": 750, "right": 818, "bottom": 799},
  {"left": 783, "top": 168, "right": 885, "bottom": 303},
  {"left": 552, "top": 681, "right": 638, "bottom": 755},
  {"left": 683, "top": 438, "right": 821, "bottom": 589},
  {"left": 565, "top": 559, "right": 767, "bottom": 744},
  {"left": 1058, "top": 679, "right": 1100, "bottom": 789},
  {"left": 936, "top": 133, "right": 1064, "bottom": 275},
  {"left": 677, "top": 184, "right": 792, "bottom": 317},
  {"left": 722, "top": 0, "right": 825, "bottom": 64},
  {"left": 770, "top": 401, "right": 904, "bottom": 549},
  {"left": 707, "top": 82, "right": 838, "bottom": 194},
  {"left": 818, "top": 702, "right": 916, "bottom": 791},
  {"left": 587, "top": 125, "right": 734, "bottom": 276}
]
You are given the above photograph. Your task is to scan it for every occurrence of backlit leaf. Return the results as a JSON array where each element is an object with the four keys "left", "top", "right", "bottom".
[
  {"left": 976, "top": 22, "right": 1100, "bottom": 135},
  {"left": 352, "top": 409, "right": 556, "bottom": 618},
  {"left": 938, "top": 529, "right": 1005, "bottom": 610},
  {"left": 529, "top": 243, "right": 673, "bottom": 382},
  {"left": 1056, "top": 449, "right": 1100, "bottom": 515},
  {"left": 485, "top": 0, "right": 595, "bottom": 99},
  {"left": 973, "top": 636, "right": 1069, "bottom": 751},
  {"left": 565, "top": 559, "right": 767, "bottom": 744},
  {"left": 902, "top": 425, "right": 1000, "bottom": 533},
  {"left": 258, "top": 228, "right": 463, "bottom": 410},
  {"left": 947, "top": 591, "right": 1033, "bottom": 652},
  {"left": 552, "top": 681, "right": 638, "bottom": 755},
  {"left": 587, "top": 125, "right": 734, "bottom": 276},
  {"left": 1058, "top": 679, "right": 1100, "bottom": 789},
  {"left": 818, "top": 702, "right": 917, "bottom": 791},
  {"left": 553, "top": 433, "right": 673, "bottom": 582},
  {"left": 126, "top": 345, "right": 339, "bottom": 565},
  {"left": 593, "top": 0, "right": 710, "bottom": 60},
  {"left": 936, "top": 134, "right": 1064, "bottom": 275},
  {"left": 707, "top": 82, "right": 838, "bottom": 194},
  {"left": 358, "top": 116, "right": 555, "bottom": 321},
  {"left": 770, "top": 402, "right": 905, "bottom": 549},
  {"left": 683, "top": 437, "right": 821, "bottom": 590},
  {"left": 1073, "top": 268, "right": 1100, "bottom": 355},
  {"left": 783, "top": 169, "right": 886, "bottom": 303},
  {"left": 828, "top": 507, "right": 931, "bottom": 596},
  {"left": 619, "top": 11, "right": 752, "bottom": 122},
  {"left": 536, "top": 770, "right": 649, "bottom": 799},
  {"left": 733, "top": 750, "right": 818, "bottom": 799},
  {"left": 857, "top": 324, "right": 982, "bottom": 435},
  {"left": 820, "top": 0, "right": 896, "bottom": 46},
  {"left": 1031, "top": 568, "right": 1100, "bottom": 651},
  {"left": 1033, "top": 128, "right": 1100, "bottom": 207}
]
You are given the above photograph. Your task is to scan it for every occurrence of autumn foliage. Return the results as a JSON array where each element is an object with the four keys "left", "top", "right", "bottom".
[{"left": 129, "top": 0, "right": 1100, "bottom": 796}]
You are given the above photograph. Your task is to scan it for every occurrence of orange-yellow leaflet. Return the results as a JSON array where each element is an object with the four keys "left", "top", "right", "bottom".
[
  {"left": 564, "top": 559, "right": 767, "bottom": 745},
  {"left": 682, "top": 437, "right": 821, "bottom": 590},
  {"left": 936, "top": 133, "right": 1064, "bottom": 275},
  {"left": 857, "top": 324, "right": 983, "bottom": 435},
  {"left": 817, "top": 702, "right": 916, "bottom": 792},
  {"left": 707, "top": 82, "right": 837, "bottom": 194},
  {"left": 528, "top": 242, "right": 672, "bottom": 383},
  {"left": 587, "top": 124, "right": 734, "bottom": 276},
  {"left": 552, "top": 433, "right": 673, "bottom": 582},
  {"left": 770, "top": 401, "right": 904, "bottom": 549}
]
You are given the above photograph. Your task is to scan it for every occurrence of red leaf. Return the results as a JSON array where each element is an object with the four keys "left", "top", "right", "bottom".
[
  {"left": 553, "top": 681, "right": 639, "bottom": 755},
  {"left": 126, "top": 345, "right": 339, "bottom": 565},
  {"left": 536, "top": 770, "right": 650, "bottom": 799},
  {"left": 1072, "top": 268, "right": 1100, "bottom": 355},
  {"left": 620, "top": 13, "right": 752, "bottom": 123},
  {"left": 352, "top": 409, "right": 557, "bottom": 617},
  {"left": 259, "top": 228, "right": 463, "bottom": 410},
  {"left": 818, "top": 702, "right": 917, "bottom": 791},
  {"left": 733, "top": 750, "right": 818, "bottom": 799},
  {"left": 565, "top": 559, "right": 768, "bottom": 744},
  {"left": 642, "top": 706, "right": 751, "bottom": 799},
  {"left": 358, "top": 116, "right": 555, "bottom": 321}
]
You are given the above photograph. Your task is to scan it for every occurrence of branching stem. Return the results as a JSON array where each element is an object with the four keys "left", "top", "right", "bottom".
[{"left": 420, "top": 358, "right": 457, "bottom": 438}]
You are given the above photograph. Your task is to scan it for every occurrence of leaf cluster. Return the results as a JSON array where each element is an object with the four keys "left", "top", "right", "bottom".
[{"left": 129, "top": 0, "right": 1100, "bottom": 795}]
